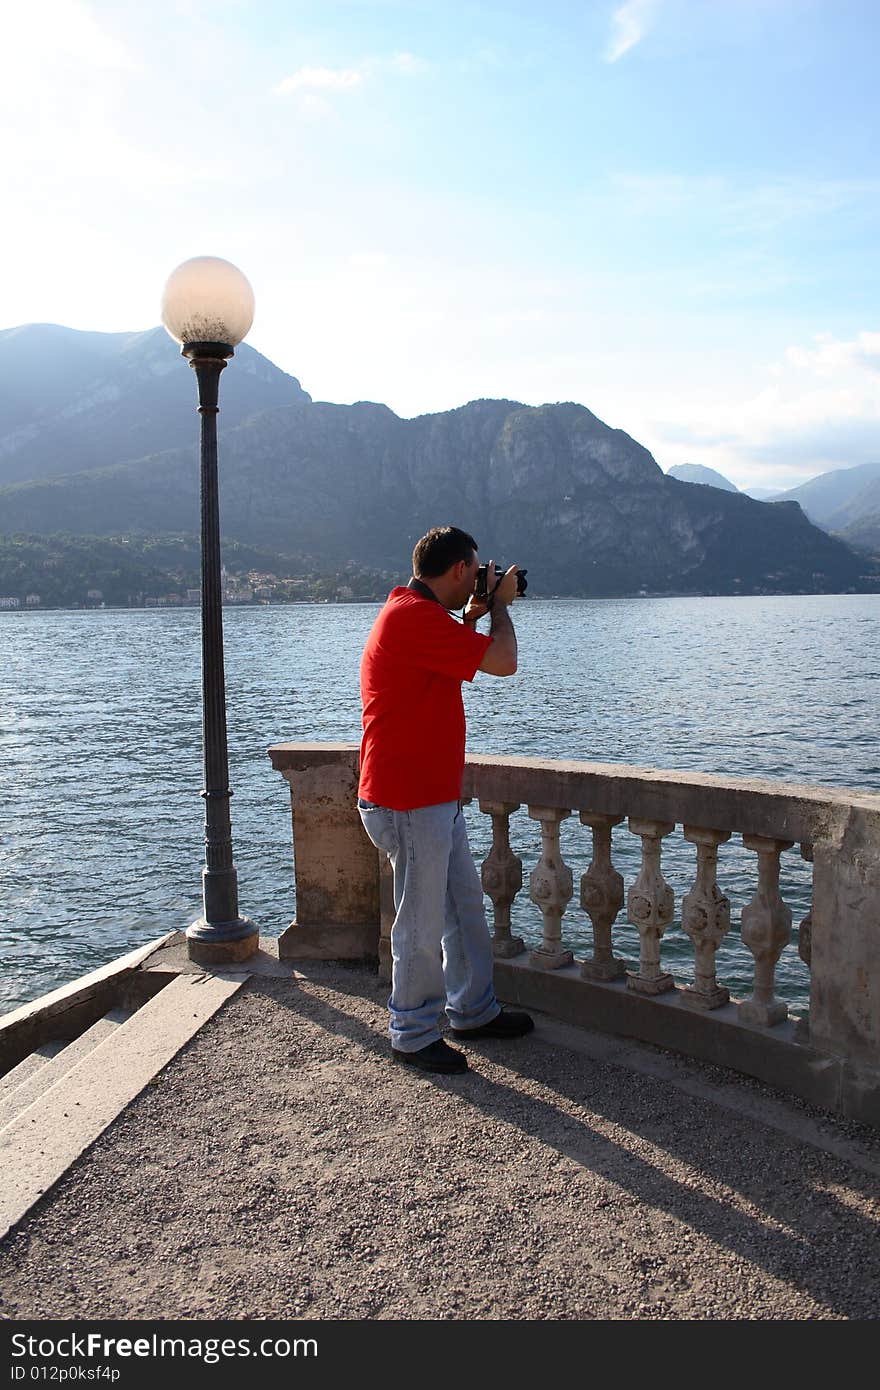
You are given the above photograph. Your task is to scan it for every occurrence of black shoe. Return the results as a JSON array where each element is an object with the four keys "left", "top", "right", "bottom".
[
  {"left": 391, "top": 1039, "right": 469, "bottom": 1074},
  {"left": 451, "top": 1007, "right": 535, "bottom": 1040}
]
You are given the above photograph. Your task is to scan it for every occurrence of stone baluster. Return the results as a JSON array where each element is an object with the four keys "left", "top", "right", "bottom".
[
  {"left": 527, "top": 806, "right": 574, "bottom": 970},
  {"left": 479, "top": 800, "right": 525, "bottom": 958},
  {"left": 798, "top": 841, "right": 813, "bottom": 970},
  {"left": 626, "top": 819, "right": 676, "bottom": 994},
  {"left": 680, "top": 826, "right": 732, "bottom": 1009},
  {"left": 579, "top": 813, "right": 626, "bottom": 980},
  {"left": 739, "top": 835, "right": 794, "bottom": 1026},
  {"left": 794, "top": 840, "right": 813, "bottom": 1041}
]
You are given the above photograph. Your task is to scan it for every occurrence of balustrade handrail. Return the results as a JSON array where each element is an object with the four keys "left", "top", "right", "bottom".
[
  {"left": 462, "top": 753, "right": 880, "bottom": 844},
  {"left": 268, "top": 741, "right": 880, "bottom": 832}
]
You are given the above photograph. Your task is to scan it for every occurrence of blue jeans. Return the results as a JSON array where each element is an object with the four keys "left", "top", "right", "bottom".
[{"left": 357, "top": 799, "right": 500, "bottom": 1051}]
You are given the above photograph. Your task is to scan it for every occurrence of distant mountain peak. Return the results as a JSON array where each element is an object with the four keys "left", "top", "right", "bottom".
[{"left": 667, "top": 463, "right": 739, "bottom": 492}]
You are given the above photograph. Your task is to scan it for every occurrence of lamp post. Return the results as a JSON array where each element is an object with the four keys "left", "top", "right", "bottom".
[{"left": 161, "top": 255, "right": 259, "bottom": 964}]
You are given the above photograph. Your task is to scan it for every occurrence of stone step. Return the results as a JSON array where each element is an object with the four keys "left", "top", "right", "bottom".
[
  {"left": 0, "top": 1042, "right": 67, "bottom": 1103},
  {"left": 0, "top": 971, "right": 246, "bottom": 1242},
  {"left": 0, "top": 1009, "right": 133, "bottom": 1129}
]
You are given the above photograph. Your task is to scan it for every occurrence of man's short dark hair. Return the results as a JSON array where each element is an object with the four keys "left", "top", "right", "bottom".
[{"left": 412, "top": 526, "right": 479, "bottom": 578}]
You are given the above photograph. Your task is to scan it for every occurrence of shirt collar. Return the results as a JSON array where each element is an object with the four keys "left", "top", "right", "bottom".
[{"left": 407, "top": 577, "right": 444, "bottom": 605}]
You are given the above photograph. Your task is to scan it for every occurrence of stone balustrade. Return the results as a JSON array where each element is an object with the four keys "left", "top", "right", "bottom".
[{"left": 268, "top": 743, "right": 880, "bottom": 1127}]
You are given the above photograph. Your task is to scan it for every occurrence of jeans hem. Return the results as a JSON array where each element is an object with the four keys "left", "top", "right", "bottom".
[
  {"left": 445, "top": 1003, "right": 501, "bottom": 1030},
  {"left": 390, "top": 1032, "right": 443, "bottom": 1053}
]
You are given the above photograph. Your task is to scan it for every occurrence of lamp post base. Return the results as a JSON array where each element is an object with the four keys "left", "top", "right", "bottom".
[{"left": 186, "top": 916, "right": 259, "bottom": 965}]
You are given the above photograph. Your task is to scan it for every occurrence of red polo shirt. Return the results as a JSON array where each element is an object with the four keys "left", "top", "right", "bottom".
[{"left": 359, "top": 586, "right": 492, "bottom": 811}]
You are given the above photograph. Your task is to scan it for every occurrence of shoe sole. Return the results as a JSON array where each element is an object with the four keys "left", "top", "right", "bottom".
[{"left": 391, "top": 1051, "right": 468, "bottom": 1075}]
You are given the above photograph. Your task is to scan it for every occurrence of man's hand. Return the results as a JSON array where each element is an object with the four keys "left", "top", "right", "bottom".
[
  {"left": 463, "top": 561, "right": 518, "bottom": 625},
  {"left": 462, "top": 560, "right": 497, "bottom": 624},
  {"left": 494, "top": 564, "right": 519, "bottom": 607},
  {"left": 462, "top": 595, "right": 489, "bottom": 624}
]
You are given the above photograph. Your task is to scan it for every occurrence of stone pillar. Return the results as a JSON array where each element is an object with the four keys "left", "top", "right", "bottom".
[
  {"left": 579, "top": 813, "right": 626, "bottom": 981},
  {"left": 527, "top": 806, "right": 574, "bottom": 970},
  {"left": 267, "top": 744, "right": 380, "bottom": 960},
  {"left": 479, "top": 800, "right": 525, "bottom": 958},
  {"left": 809, "top": 805, "right": 880, "bottom": 1085},
  {"left": 626, "top": 819, "right": 675, "bottom": 995},
  {"left": 739, "top": 834, "right": 794, "bottom": 1026},
  {"left": 680, "top": 826, "right": 731, "bottom": 1009}
]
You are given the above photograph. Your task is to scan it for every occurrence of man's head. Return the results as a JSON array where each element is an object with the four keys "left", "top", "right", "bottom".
[{"left": 412, "top": 526, "right": 479, "bottom": 610}]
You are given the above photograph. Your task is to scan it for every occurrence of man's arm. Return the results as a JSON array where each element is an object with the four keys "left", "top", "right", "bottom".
[
  {"left": 475, "top": 565, "right": 519, "bottom": 676},
  {"left": 478, "top": 601, "right": 517, "bottom": 675}
]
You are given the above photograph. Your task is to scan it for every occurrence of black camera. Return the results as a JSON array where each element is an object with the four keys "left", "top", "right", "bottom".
[{"left": 475, "top": 562, "right": 528, "bottom": 601}]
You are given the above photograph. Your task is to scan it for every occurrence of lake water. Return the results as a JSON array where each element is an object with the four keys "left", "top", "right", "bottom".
[{"left": 1, "top": 594, "right": 878, "bottom": 1015}]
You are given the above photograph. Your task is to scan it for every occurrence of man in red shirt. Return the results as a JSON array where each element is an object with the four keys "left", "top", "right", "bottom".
[{"left": 358, "top": 525, "right": 533, "bottom": 1074}]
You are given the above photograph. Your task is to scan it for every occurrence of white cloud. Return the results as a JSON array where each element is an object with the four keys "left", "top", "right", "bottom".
[
  {"left": 646, "top": 330, "right": 880, "bottom": 487},
  {"left": 273, "top": 66, "right": 364, "bottom": 95},
  {"left": 785, "top": 331, "right": 880, "bottom": 377},
  {"left": 0, "top": 1, "right": 195, "bottom": 202},
  {"left": 45, "top": 0, "right": 137, "bottom": 70},
  {"left": 273, "top": 52, "right": 427, "bottom": 97},
  {"left": 0, "top": 0, "right": 137, "bottom": 107},
  {"left": 604, "top": 0, "right": 658, "bottom": 63},
  {"left": 348, "top": 252, "right": 390, "bottom": 270},
  {"left": 390, "top": 51, "right": 428, "bottom": 75}
]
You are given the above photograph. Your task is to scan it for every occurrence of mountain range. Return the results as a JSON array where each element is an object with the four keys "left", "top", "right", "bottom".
[
  {"left": 768, "top": 462, "right": 880, "bottom": 549},
  {"left": 667, "top": 459, "right": 880, "bottom": 550},
  {"left": 0, "top": 323, "right": 876, "bottom": 597}
]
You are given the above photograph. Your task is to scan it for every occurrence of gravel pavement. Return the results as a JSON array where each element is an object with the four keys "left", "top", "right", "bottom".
[{"left": 2, "top": 962, "right": 879, "bottom": 1321}]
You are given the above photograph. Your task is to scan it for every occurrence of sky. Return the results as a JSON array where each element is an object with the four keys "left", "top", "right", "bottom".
[{"left": 1, "top": 0, "right": 878, "bottom": 492}]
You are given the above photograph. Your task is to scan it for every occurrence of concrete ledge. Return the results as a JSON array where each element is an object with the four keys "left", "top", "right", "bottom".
[
  {"left": 0, "top": 972, "right": 245, "bottom": 1242},
  {"left": 278, "top": 920, "right": 379, "bottom": 961},
  {"left": 0, "top": 1045, "right": 64, "bottom": 1104},
  {"left": 143, "top": 935, "right": 299, "bottom": 978},
  {"left": 0, "top": 933, "right": 178, "bottom": 1075},
  {"left": 493, "top": 958, "right": 874, "bottom": 1122},
  {"left": 0, "top": 1011, "right": 129, "bottom": 1128},
  {"left": 268, "top": 742, "right": 362, "bottom": 773}
]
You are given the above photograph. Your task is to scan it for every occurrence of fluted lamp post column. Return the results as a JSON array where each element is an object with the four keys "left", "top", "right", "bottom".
[{"left": 161, "top": 255, "right": 259, "bottom": 964}]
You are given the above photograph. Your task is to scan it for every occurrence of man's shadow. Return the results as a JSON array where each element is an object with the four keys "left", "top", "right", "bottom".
[{"left": 260, "top": 963, "right": 880, "bottom": 1320}]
